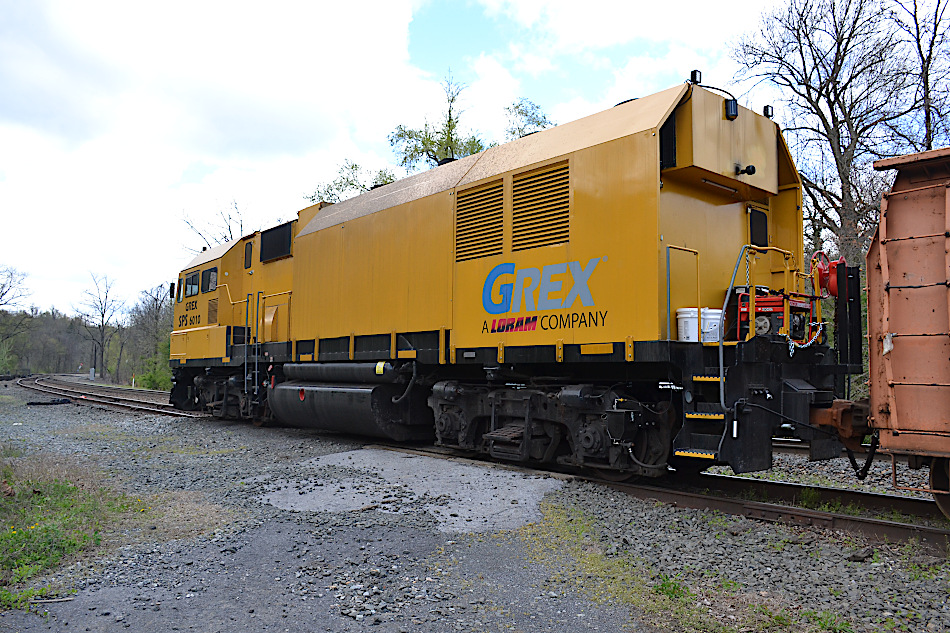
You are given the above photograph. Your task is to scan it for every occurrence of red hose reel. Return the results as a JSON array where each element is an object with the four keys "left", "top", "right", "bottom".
[{"left": 810, "top": 251, "right": 846, "bottom": 298}]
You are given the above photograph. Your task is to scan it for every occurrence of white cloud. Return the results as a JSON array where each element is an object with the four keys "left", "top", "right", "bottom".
[
  {"left": 0, "top": 0, "right": 787, "bottom": 313},
  {"left": 507, "top": 42, "right": 556, "bottom": 77},
  {"left": 466, "top": 54, "right": 521, "bottom": 143},
  {"left": 0, "top": 0, "right": 431, "bottom": 310}
]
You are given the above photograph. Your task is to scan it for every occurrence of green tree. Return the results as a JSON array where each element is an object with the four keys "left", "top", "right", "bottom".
[
  {"left": 307, "top": 78, "right": 553, "bottom": 202},
  {"left": 0, "top": 340, "right": 15, "bottom": 374},
  {"left": 505, "top": 98, "right": 554, "bottom": 140},
  {"left": 306, "top": 160, "right": 395, "bottom": 204},
  {"left": 125, "top": 285, "right": 173, "bottom": 387},
  {"left": 388, "top": 77, "right": 488, "bottom": 172}
]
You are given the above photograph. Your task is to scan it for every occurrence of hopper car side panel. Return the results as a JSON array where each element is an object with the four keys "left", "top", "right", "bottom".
[{"left": 869, "top": 150, "right": 950, "bottom": 451}]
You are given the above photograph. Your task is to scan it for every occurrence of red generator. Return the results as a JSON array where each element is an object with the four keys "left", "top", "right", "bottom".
[{"left": 732, "top": 286, "right": 813, "bottom": 341}]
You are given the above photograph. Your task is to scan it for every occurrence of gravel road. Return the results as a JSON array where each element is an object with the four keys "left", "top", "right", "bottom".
[{"left": 0, "top": 380, "right": 948, "bottom": 632}]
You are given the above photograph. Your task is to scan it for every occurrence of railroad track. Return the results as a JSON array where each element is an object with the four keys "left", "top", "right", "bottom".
[
  {"left": 13, "top": 377, "right": 948, "bottom": 552},
  {"left": 611, "top": 476, "right": 950, "bottom": 555},
  {"left": 40, "top": 374, "right": 171, "bottom": 404},
  {"left": 16, "top": 375, "right": 205, "bottom": 418},
  {"left": 771, "top": 439, "right": 891, "bottom": 466}
]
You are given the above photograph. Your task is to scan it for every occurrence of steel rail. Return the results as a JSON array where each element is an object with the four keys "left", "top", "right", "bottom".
[
  {"left": 691, "top": 472, "right": 940, "bottom": 519},
  {"left": 38, "top": 376, "right": 171, "bottom": 404},
  {"left": 16, "top": 376, "right": 205, "bottom": 419},
  {"left": 770, "top": 439, "right": 887, "bottom": 462},
  {"left": 46, "top": 373, "right": 169, "bottom": 397},
  {"left": 33, "top": 377, "right": 172, "bottom": 407},
  {"left": 601, "top": 479, "right": 950, "bottom": 556}
]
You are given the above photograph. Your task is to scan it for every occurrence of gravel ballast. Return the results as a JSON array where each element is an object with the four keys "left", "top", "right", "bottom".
[{"left": 0, "top": 381, "right": 947, "bottom": 632}]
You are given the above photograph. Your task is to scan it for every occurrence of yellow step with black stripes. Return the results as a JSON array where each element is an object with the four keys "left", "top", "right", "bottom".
[
  {"left": 692, "top": 375, "right": 723, "bottom": 383},
  {"left": 674, "top": 450, "right": 717, "bottom": 459},
  {"left": 685, "top": 412, "right": 725, "bottom": 420}
]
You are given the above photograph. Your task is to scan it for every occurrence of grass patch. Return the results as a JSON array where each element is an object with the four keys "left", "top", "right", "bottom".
[
  {"left": 802, "top": 609, "right": 855, "bottom": 632},
  {"left": 0, "top": 448, "right": 129, "bottom": 609},
  {"left": 514, "top": 500, "right": 828, "bottom": 632},
  {"left": 510, "top": 498, "right": 882, "bottom": 632}
]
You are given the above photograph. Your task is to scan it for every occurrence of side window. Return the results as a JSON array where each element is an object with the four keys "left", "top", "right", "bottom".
[
  {"left": 260, "top": 222, "right": 293, "bottom": 262},
  {"left": 749, "top": 208, "right": 768, "bottom": 247},
  {"left": 176, "top": 278, "right": 184, "bottom": 302},
  {"left": 185, "top": 272, "right": 200, "bottom": 297},
  {"left": 201, "top": 267, "right": 218, "bottom": 293},
  {"left": 244, "top": 242, "right": 253, "bottom": 269}
]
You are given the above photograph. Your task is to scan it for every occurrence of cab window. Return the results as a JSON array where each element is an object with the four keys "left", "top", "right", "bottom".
[
  {"left": 185, "top": 272, "right": 199, "bottom": 297},
  {"left": 244, "top": 242, "right": 253, "bottom": 269},
  {"left": 201, "top": 267, "right": 217, "bottom": 293},
  {"left": 176, "top": 278, "right": 184, "bottom": 302}
]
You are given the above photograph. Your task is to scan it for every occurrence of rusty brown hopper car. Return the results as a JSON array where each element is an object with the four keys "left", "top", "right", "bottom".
[{"left": 869, "top": 148, "right": 950, "bottom": 515}]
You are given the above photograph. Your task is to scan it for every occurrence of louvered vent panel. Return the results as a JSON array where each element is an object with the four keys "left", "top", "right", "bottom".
[
  {"left": 512, "top": 162, "right": 569, "bottom": 251},
  {"left": 207, "top": 298, "right": 219, "bottom": 325},
  {"left": 456, "top": 180, "right": 503, "bottom": 262}
]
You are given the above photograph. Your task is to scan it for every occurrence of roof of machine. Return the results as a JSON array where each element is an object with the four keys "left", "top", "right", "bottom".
[{"left": 297, "top": 84, "right": 688, "bottom": 237}]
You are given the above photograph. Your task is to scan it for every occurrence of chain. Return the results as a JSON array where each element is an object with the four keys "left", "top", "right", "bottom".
[
  {"left": 785, "top": 321, "right": 824, "bottom": 357},
  {"left": 745, "top": 252, "right": 751, "bottom": 287}
]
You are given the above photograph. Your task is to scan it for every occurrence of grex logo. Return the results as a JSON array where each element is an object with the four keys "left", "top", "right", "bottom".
[{"left": 482, "top": 257, "right": 603, "bottom": 315}]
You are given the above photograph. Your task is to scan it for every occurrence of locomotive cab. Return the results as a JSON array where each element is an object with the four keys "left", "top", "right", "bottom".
[{"left": 169, "top": 204, "right": 324, "bottom": 417}]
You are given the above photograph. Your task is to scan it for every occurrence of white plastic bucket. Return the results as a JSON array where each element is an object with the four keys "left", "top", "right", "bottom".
[{"left": 676, "top": 308, "right": 723, "bottom": 343}]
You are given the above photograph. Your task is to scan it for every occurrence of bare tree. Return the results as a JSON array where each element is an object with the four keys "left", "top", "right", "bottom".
[
  {"left": 735, "top": 0, "right": 917, "bottom": 263},
  {"left": 0, "top": 266, "right": 32, "bottom": 345},
  {"left": 0, "top": 266, "right": 29, "bottom": 309},
  {"left": 889, "top": 0, "right": 950, "bottom": 150},
  {"left": 129, "top": 285, "right": 173, "bottom": 357},
  {"left": 111, "top": 319, "right": 129, "bottom": 384},
  {"left": 183, "top": 200, "right": 247, "bottom": 253},
  {"left": 77, "top": 274, "right": 123, "bottom": 379}
]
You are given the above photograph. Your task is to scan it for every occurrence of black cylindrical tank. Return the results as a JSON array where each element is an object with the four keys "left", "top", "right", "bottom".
[
  {"left": 283, "top": 362, "right": 398, "bottom": 383},
  {"left": 268, "top": 381, "right": 434, "bottom": 442}
]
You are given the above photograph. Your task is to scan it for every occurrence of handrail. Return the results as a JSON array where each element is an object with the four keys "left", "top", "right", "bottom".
[
  {"left": 244, "top": 293, "right": 251, "bottom": 395},
  {"left": 718, "top": 244, "right": 811, "bottom": 410},
  {"left": 213, "top": 283, "right": 248, "bottom": 306},
  {"left": 807, "top": 255, "right": 824, "bottom": 328},
  {"left": 666, "top": 245, "right": 701, "bottom": 341},
  {"left": 744, "top": 246, "right": 794, "bottom": 340}
]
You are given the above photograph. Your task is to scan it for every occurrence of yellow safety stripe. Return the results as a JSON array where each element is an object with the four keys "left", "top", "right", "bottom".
[{"left": 674, "top": 450, "right": 717, "bottom": 459}]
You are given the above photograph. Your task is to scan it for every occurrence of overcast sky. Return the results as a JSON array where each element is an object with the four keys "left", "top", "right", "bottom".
[{"left": 0, "top": 0, "right": 780, "bottom": 312}]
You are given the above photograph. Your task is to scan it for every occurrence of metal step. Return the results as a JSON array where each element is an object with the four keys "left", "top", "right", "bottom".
[
  {"left": 673, "top": 449, "right": 717, "bottom": 460},
  {"left": 673, "top": 431, "right": 722, "bottom": 460},
  {"left": 692, "top": 375, "right": 723, "bottom": 383},
  {"left": 483, "top": 424, "right": 524, "bottom": 443},
  {"left": 685, "top": 411, "right": 725, "bottom": 420}
]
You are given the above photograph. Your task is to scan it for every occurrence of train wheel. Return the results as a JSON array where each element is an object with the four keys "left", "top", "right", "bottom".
[
  {"left": 930, "top": 457, "right": 950, "bottom": 519},
  {"left": 593, "top": 468, "right": 637, "bottom": 483}
]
